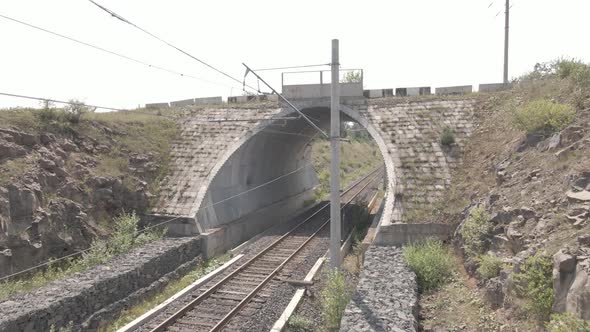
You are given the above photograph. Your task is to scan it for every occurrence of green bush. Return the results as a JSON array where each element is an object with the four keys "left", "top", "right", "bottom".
[
  {"left": 288, "top": 315, "right": 313, "bottom": 332},
  {"left": 440, "top": 126, "right": 456, "bottom": 146},
  {"left": 555, "top": 59, "right": 590, "bottom": 88},
  {"left": 512, "top": 99, "right": 575, "bottom": 136},
  {"left": 320, "top": 269, "right": 351, "bottom": 331},
  {"left": 513, "top": 254, "right": 555, "bottom": 321},
  {"left": 459, "top": 207, "right": 492, "bottom": 258},
  {"left": 546, "top": 313, "right": 590, "bottom": 332},
  {"left": 402, "top": 239, "right": 455, "bottom": 292},
  {"left": 476, "top": 254, "right": 503, "bottom": 280}
]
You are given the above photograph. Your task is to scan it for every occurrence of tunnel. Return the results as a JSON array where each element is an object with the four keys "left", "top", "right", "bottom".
[{"left": 192, "top": 104, "right": 396, "bottom": 256}]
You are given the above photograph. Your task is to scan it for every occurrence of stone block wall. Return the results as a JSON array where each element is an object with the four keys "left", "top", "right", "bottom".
[{"left": 0, "top": 237, "right": 202, "bottom": 331}]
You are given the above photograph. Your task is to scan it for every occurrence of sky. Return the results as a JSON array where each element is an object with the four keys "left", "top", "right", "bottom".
[{"left": 0, "top": 0, "right": 589, "bottom": 110}]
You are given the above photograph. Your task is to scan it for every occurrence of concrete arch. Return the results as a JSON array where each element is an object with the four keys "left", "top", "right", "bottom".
[{"left": 191, "top": 101, "right": 397, "bottom": 252}]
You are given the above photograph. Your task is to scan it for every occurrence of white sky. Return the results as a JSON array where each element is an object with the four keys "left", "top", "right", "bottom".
[{"left": 1, "top": 0, "right": 589, "bottom": 109}]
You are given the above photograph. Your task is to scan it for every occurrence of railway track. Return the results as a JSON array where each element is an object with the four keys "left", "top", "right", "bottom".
[{"left": 145, "top": 166, "right": 384, "bottom": 332}]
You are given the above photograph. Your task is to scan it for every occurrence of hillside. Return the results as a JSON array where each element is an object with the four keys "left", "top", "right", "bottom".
[
  {"left": 417, "top": 59, "right": 590, "bottom": 331},
  {"left": 0, "top": 106, "right": 178, "bottom": 278}
]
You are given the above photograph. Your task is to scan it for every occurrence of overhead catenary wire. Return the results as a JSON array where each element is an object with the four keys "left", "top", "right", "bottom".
[
  {"left": 0, "top": 163, "right": 313, "bottom": 283},
  {"left": 88, "top": 0, "right": 260, "bottom": 94},
  {"left": 0, "top": 13, "right": 240, "bottom": 90},
  {"left": 0, "top": 92, "right": 125, "bottom": 111}
]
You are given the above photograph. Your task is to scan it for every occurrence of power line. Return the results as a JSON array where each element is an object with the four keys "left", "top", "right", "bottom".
[
  {"left": 0, "top": 13, "right": 239, "bottom": 90},
  {"left": 0, "top": 92, "right": 125, "bottom": 111},
  {"left": 0, "top": 163, "right": 313, "bottom": 283},
  {"left": 89, "top": 0, "right": 260, "bottom": 94},
  {"left": 253, "top": 63, "right": 331, "bottom": 72}
]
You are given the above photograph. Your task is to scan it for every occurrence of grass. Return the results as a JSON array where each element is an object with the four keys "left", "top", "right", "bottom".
[
  {"left": 546, "top": 313, "right": 590, "bottom": 332},
  {"left": 402, "top": 239, "right": 455, "bottom": 293},
  {"left": 0, "top": 212, "right": 165, "bottom": 301},
  {"left": 311, "top": 137, "right": 382, "bottom": 201},
  {"left": 512, "top": 99, "right": 575, "bottom": 136},
  {"left": 440, "top": 126, "right": 456, "bottom": 146},
  {"left": 288, "top": 315, "right": 313, "bottom": 332},
  {"left": 476, "top": 254, "right": 503, "bottom": 280},
  {"left": 320, "top": 268, "right": 352, "bottom": 332},
  {"left": 99, "top": 253, "right": 232, "bottom": 332}
]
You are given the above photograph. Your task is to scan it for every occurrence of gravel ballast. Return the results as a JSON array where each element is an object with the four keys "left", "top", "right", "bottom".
[{"left": 340, "top": 246, "right": 418, "bottom": 332}]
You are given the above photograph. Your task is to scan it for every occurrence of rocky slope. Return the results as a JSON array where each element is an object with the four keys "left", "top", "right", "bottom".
[
  {"left": 0, "top": 108, "right": 178, "bottom": 277},
  {"left": 430, "top": 72, "right": 590, "bottom": 329}
]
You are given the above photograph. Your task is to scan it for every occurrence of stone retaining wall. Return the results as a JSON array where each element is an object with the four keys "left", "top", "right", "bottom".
[
  {"left": 375, "top": 223, "right": 457, "bottom": 246},
  {"left": 341, "top": 246, "right": 418, "bottom": 332},
  {"left": 0, "top": 237, "right": 201, "bottom": 332}
]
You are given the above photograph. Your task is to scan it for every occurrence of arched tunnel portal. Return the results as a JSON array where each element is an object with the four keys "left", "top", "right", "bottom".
[{"left": 192, "top": 104, "right": 397, "bottom": 256}]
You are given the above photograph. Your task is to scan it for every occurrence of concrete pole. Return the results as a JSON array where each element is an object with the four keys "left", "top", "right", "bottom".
[
  {"left": 503, "top": 0, "right": 510, "bottom": 84},
  {"left": 330, "top": 39, "right": 341, "bottom": 269}
]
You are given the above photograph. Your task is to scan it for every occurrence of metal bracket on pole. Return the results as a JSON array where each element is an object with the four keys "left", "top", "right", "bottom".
[{"left": 242, "top": 63, "right": 329, "bottom": 139}]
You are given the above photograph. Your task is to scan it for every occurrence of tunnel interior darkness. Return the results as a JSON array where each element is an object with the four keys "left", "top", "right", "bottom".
[{"left": 195, "top": 107, "right": 386, "bottom": 234}]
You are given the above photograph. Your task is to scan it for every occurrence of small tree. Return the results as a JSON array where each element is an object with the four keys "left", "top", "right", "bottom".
[{"left": 342, "top": 71, "right": 362, "bottom": 83}]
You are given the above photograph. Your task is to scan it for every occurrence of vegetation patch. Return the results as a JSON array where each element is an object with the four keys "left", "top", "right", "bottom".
[
  {"left": 0, "top": 212, "right": 166, "bottom": 301},
  {"left": 403, "top": 239, "right": 455, "bottom": 292},
  {"left": 440, "top": 126, "right": 456, "bottom": 146},
  {"left": 459, "top": 207, "right": 492, "bottom": 259},
  {"left": 546, "top": 313, "right": 590, "bottom": 332},
  {"left": 513, "top": 254, "right": 555, "bottom": 321},
  {"left": 476, "top": 254, "right": 503, "bottom": 280},
  {"left": 287, "top": 315, "right": 313, "bottom": 332},
  {"left": 320, "top": 269, "right": 352, "bottom": 331},
  {"left": 512, "top": 99, "right": 575, "bottom": 136}
]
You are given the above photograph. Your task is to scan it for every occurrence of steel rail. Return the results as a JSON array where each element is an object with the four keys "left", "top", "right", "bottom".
[{"left": 149, "top": 165, "right": 384, "bottom": 332}]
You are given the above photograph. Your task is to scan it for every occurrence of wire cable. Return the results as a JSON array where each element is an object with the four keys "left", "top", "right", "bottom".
[
  {"left": 0, "top": 163, "right": 313, "bottom": 282},
  {"left": 0, "top": 92, "right": 125, "bottom": 111},
  {"left": 89, "top": 0, "right": 259, "bottom": 94},
  {"left": 0, "top": 13, "right": 239, "bottom": 90}
]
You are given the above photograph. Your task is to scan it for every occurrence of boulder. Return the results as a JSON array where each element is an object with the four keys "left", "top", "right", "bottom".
[
  {"left": 483, "top": 277, "right": 505, "bottom": 309},
  {"left": 0, "top": 141, "right": 27, "bottom": 160},
  {"left": 553, "top": 250, "right": 590, "bottom": 319}
]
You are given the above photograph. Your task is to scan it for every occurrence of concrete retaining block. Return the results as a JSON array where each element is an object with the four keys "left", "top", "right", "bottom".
[
  {"left": 395, "top": 87, "right": 431, "bottom": 97},
  {"left": 375, "top": 222, "right": 457, "bottom": 246},
  {"left": 479, "top": 83, "right": 511, "bottom": 93},
  {"left": 170, "top": 98, "right": 195, "bottom": 107},
  {"left": 145, "top": 102, "right": 169, "bottom": 109},
  {"left": 194, "top": 96, "right": 222, "bottom": 105},
  {"left": 363, "top": 89, "right": 384, "bottom": 98},
  {"left": 435, "top": 85, "right": 473, "bottom": 95}
]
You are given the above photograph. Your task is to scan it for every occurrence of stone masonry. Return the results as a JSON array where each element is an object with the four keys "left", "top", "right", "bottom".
[
  {"left": 0, "top": 237, "right": 201, "bottom": 331},
  {"left": 152, "top": 97, "right": 477, "bottom": 237},
  {"left": 340, "top": 246, "right": 418, "bottom": 332}
]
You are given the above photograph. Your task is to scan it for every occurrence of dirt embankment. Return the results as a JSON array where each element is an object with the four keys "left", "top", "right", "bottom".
[{"left": 0, "top": 108, "right": 178, "bottom": 277}]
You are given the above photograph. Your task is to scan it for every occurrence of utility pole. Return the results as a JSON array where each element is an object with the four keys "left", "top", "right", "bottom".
[
  {"left": 330, "top": 39, "right": 341, "bottom": 269},
  {"left": 503, "top": 0, "right": 510, "bottom": 84}
]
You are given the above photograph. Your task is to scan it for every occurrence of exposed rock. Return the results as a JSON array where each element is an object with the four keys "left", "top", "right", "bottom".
[
  {"left": 567, "top": 190, "right": 590, "bottom": 203},
  {"left": 0, "top": 141, "right": 27, "bottom": 160},
  {"left": 483, "top": 277, "right": 505, "bottom": 309},
  {"left": 553, "top": 249, "right": 590, "bottom": 319}
]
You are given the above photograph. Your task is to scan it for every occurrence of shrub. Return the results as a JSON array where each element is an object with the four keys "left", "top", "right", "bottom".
[
  {"left": 476, "top": 254, "right": 503, "bottom": 279},
  {"left": 546, "top": 313, "right": 590, "bottom": 332},
  {"left": 555, "top": 59, "right": 590, "bottom": 88},
  {"left": 440, "top": 126, "right": 456, "bottom": 146},
  {"left": 402, "top": 239, "right": 455, "bottom": 292},
  {"left": 513, "top": 254, "right": 555, "bottom": 321},
  {"left": 288, "top": 315, "right": 313, "bottom": 332},
  {"left": 512, "top": 99, "right": 575, "bottom": 136},
  {"left": 320, "top": 269, "right": 351, "bottom": 331},
  {"left": 459, "top": 207, "right": 492, "bottom": 258}
]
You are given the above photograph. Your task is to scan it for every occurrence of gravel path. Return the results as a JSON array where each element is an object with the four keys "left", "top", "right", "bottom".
[{"left": 340, "top": 246, "right": 418, "bottom": 332}]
